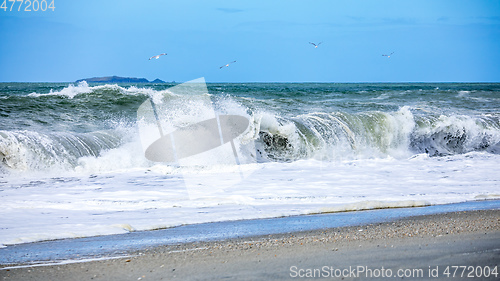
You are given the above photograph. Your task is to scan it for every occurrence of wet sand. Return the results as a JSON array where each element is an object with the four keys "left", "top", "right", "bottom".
[{"left": 1, "top": 208, "right": 498, "bottom": 280}]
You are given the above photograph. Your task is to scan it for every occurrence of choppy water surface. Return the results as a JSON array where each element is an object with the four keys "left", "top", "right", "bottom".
[{"left": 0, "top": 82, "right": 499, "bottom": 247}]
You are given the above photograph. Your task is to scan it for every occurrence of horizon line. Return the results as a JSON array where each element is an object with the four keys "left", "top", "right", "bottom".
[{"left": 1, "top": 81, "right": 500, "bottom": 84}]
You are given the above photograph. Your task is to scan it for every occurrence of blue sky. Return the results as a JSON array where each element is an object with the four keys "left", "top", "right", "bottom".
[{"left": 1, "top": 0, "right": 499, "bottom": 82}]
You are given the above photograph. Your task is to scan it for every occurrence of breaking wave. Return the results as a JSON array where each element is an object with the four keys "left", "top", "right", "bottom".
[
  {"left": 0, "top": 130, "right": 124, "bottom": 172},
  {"left": 1, "top": 82, "right": 500, "bottom": 174},
  {"left": 255, "top": 107, "right": 500, "bottom": 161}
]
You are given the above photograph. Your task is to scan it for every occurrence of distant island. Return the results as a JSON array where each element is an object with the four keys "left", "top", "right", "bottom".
[{"left": 76, "top": 76, "right": 166, "bottom": 83}]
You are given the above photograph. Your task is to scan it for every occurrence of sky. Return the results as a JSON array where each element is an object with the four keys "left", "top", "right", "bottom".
[{"left": 0, "top": 0, "right": 499, "bottom": 83}]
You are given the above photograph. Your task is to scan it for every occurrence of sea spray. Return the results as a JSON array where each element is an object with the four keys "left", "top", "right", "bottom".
[
  {"left": 0, "top": 130, "right": 123, "bottom": 172},
  {"left": 0, "top": 82, "right": 499, "bottom": 247},
  {"left": 2, "top": 83, "right": 500, "bottom": 174}
]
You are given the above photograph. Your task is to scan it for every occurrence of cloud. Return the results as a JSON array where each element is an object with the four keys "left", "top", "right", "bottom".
[
  {"left": 437, "top": 17, "right": 449, "bottom": 22},
  {"left": 346, "top": 16, "right": 418, "bottom": 26},
  {"left": 216, "top": 8, "right": 244, "bottom": 13}
]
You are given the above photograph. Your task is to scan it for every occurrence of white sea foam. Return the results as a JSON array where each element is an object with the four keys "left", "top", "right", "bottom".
[
  {"left": 0, "top": 256, "right": 133, "bottom": 270},
  {"left": 26, "top": 81, "right": 170, "bottom": 99},
  {"left": 457, "top": 90, "right": 471, "bottom": 97},
  {"left": 28, "top": 81, "right": 93, "bottom": 98},
  {"left": 1, "top": 152, "right": 499, "bottom": 247}
]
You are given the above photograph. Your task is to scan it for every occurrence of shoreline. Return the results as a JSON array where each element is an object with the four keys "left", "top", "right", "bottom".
[
  {"left": 1, "top": 209, "right": 498, "bottom": 280},
  {"left": 0, "top": 202, "right": 499, "bottom": 280},
  {"left": 1, "top": 200, "right": 499, "bottom": 266}
]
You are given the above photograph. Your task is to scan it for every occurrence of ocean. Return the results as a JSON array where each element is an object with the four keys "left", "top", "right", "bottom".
[{"left": 1, "top": 81, "right": 499, "bottom": 247}]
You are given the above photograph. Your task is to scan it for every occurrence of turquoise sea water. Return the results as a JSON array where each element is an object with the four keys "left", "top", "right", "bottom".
[
  {"left": 1, "top": 82, "right": 499, "bottom": 171},
  {"left": 0, "top": 82, "right": 499, "bottom": 248}
]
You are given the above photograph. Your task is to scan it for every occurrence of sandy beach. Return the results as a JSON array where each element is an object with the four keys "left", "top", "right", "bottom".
[{"left": 1, "top": 207, "right": 498, "bottom": 281}]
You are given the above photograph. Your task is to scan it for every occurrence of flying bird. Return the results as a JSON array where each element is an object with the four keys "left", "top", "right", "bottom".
[
  {"left": 149, "top": 53, "right": 167, "bottom": 60},
  {"left": 309, "top": 42, "right": 322, "bottom": 48},
  {"left": 220, "top": 60, "right": 236, "bottom": 69},
  {"left": 382, "top": 52, "right": 394, "bottom": 58}
]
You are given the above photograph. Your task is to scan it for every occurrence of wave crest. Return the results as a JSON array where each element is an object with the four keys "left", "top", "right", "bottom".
[
  {"left": 254, "top": 107, "right": 500, "bottom": 161},
  {"left": 2, "top": 89, "right": 499, "bottom": 174},
  {"left": 0, "top": 130, "right": 123, "bottom": 172}
]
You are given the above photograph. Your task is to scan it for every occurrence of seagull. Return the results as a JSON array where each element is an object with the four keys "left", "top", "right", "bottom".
[
  {"left": 309, "top": 42, "right": 322, "bottom": 48},
  {"left": 149, "top": 53, "right": 167, "bottom": 60},
  {"left": 220, "top": 60, "right": 236, "bottom": 69},
  {"left": 382, "top": 52, "right": 394, "bottom": 58}
]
